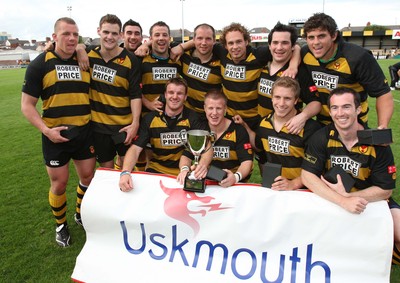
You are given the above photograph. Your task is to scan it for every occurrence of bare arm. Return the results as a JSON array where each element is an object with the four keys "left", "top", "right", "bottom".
[
  {"left": 282, "top": 44, "right": 301, "bottom": 78},
  {"left": 220, "top": 160, "right": 253, "bottom": 188},
  {"left": 120, "top": 98, "right": 142, "bottom": 144},
  {"left": 301, "top": 169, "right": 368, "bottom": 214},
  {"left": 21, "top": 93, "right": 68, "bottom": 143},
  {"left": 285, "top": 101, "right": 322, "bottom": 134},
  {"left": 376, "top": 92, "right": 394, "bottom": 129},
  {"left": 119, "top": 144, "right": 143, "bottom": 192}
]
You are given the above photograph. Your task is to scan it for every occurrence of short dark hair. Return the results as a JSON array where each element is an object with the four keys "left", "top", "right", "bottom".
[
  {"left": 122, "top": 19, "right": 142, "bottom": 34},
  {"left": 204, "top": 89, "right": 227, "bottom": 105},
  {"left": 268, "top": 22, "right": 298, "bottom": 47},
  {"left": 165, "top": 77, "right": 188, "bottom": 94},
  {"left": 54, "top": 17, "right": 76, "bottom": 33},
  {"left": 99, "top": 14, "right": 122, "bottom": 31},
  {"left": 194, "top": 23, "right": 215, "bottom": 39},
  {"left": 303, "top": 13, "right": 340, "bottom": 42},
  {"left": 328, "top": 87, "right": 361, "bottom": 108},
  {"left": 220, "top": 22, "right": 250, "bottom": 47},
  {"left": 150, "top": 21, "right": 170, "bottom": 36},
  {"left": 271, "top": 77, "right": 301, "bottom": 99}
]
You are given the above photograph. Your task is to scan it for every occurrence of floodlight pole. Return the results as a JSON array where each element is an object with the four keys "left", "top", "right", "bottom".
[
  {"left": 67, "top": 6, "right": 72, "bottom": 18},
  {"left": 322, "top": 0, "right": 325, "bottom": 12},
  {"left": 180, "top": 0, "right": 185, "bottom": 43}
]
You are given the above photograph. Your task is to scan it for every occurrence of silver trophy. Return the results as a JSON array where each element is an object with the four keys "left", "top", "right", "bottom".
[{"left": 179, "top": 129, "right": 215, "bottom": 192}]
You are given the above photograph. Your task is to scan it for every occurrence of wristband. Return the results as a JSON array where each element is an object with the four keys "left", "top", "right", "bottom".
[
  {"left": 180, "top": 166, "right": 190, "bottom": 172},
  {"left": 120, "top": 170, "right": 131, "bottom": 177},
  {"left": 234, "top": 172, "right": 242, "bottom": 183}
]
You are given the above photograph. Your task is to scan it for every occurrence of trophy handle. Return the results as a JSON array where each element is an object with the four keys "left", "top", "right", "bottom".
[{"left": 202, "top": 131, "right": 216, "bottom": 154}]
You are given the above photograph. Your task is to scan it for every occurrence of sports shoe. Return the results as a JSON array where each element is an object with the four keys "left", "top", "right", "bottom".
[
  {"left": 55, "top": 224, "right": 71, "bottom": 247},
  {"left": 74, "top": 213, "right": 83, "bottom": 227}
]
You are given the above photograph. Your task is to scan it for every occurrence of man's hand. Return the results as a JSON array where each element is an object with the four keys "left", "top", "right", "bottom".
[
  {"left": 134, "top": 44, "right": 150, "bottom": 57},
  {"left": 119, "top": 173, "right": 134, "bottom": 192},
  {"left": 143, "top": 97, "right": 164, "bottom": 112},
  {"left": 285, "top": 112, "right": 306, "bottom": 135},
  {"left": 43, "top": 126, "right": 69, "bottom": 143},
  {"left": 271, "top": 176, "right": 296, "bottom": 191},
  {"left": 170, "top": 45, "right": 184, "bottom": 62}
]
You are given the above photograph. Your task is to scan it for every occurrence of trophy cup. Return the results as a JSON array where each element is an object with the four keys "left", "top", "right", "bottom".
[{"left": 179, "top": 129, "right": 215, "bottom": 192}]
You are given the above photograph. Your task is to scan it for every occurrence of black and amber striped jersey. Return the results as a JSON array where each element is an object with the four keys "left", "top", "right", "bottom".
[
  {"left": 141, "top": 54, "right": 181, "bottom": 115},
  {"left": 133, "top": 107, "right": 205, "bottom": 176},
  {"left": 88, "top": 47, "right": 142, "bottom": 135},
  {"left": 301, "top": 38, "right": 390, "bottom": 125},
  {"left": 255, "top": 112, "right": 321, "bottom": 181},
  {"left": 180, "top": 49, "right": 222, "bottom": 113},
  {"left": 258, "top": 63, "right": 320, "bottom": 118},
  {"left": 213, "top": 44, "right": 272, "bottom": 129},
  {"left": 22, "top": 51, "right": 91, "bottom": 128},
  {"left": 209, "top": 121, "right": 253, "bottom": 180},
  {"left": 302, "top": 123, "right": 396, "bottom": 191}
]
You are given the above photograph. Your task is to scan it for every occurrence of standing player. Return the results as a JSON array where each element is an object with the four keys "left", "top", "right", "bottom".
[
  {"left": 121, "top": 19, "right": 143, "bottom": 53},
  {"left": 87, "top": 14, "right": 142, "bottom": 169},
  {"left": 21, "top": 17, "right": 96, "bottom": 247},
  {"left": 301, "top": 13, "right": 393, "bottom": 128},
  {"left": 178, "top": 24, "right": 222, "bottom": 115},
  {"left": 176, "top": 22, "right": 300, "bottom": 131},
  {"left": 258, "top": 22, "right": 321, "bottom": 134}
]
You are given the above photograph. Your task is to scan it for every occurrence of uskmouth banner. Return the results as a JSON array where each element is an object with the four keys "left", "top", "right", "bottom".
[{"left": 72, "top": 169, "right": 392, "bottom": 282}]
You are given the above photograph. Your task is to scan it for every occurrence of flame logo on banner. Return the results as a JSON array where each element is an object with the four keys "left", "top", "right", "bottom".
[{"left": 160, "top": 181, "right": 230, "bottom": 237}]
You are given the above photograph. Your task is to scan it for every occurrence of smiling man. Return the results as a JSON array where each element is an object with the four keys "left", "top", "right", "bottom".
[
  {"left": 177, "top": 89, "right": 253, "bottom": 187},
  {"left": 301, "top": 86, "right": 400, "bottom": 264},
  {"left": 301, "top": 13, "right": 393, "bottom": 128},
  {"left": 121, "top": 19, "right": 143, "bottom": 53},
  {"left": 87, "top": 14, "right": 142, "bottom": 169},
  {"left": 119, "top": 77, "right": 207, "bottom": 192}
]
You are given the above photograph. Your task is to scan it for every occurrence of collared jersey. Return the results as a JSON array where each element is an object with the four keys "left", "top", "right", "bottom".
[
  {"left": 209, "top": 121, "right": 253, "bottom": 180},
  {"left": 302, "top": 123, "right": 396, "bottom": 191},
  {"left": 141, "top": 54, "right": 182, "bottom": 115},
  {"left": 301, "top": 38, "right": 390, "bottom": 125},
  {"left": 258, "top": 63, "right": 320, "bottom": 118},
  {"left": 180, "top": 49, "right": 222, "bottom": 113},
  {"left": 133, "top": 107, "right": 205, "bottom": 176},
  {"left": 214, "top": 44, "right": 272, "bottom": 124},
  {"left": 22, "top": 51, "right": 91, "bottom": 128},
  {"left": 88, "top": 47, "right": 142, "bottom": 135},
  {"left": 256, "top": 112, "right": 321, "bottom": 181}
]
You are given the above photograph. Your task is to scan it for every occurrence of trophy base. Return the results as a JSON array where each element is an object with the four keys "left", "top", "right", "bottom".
[{"left": 183, "top": 175, "right": 205, "bottom": 193}]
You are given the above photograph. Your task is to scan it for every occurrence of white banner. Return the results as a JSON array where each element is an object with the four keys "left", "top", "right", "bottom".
[
  {"left": 393, "top": 29, "right": 400, "bottom": 40},
  {"left": 72, "top": 169, "right": 393, "bottom": 283}
]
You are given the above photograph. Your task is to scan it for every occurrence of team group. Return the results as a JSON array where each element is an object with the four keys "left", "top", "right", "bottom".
[{"left": 21, "top": 12, "right": 399, "bottom": 264}]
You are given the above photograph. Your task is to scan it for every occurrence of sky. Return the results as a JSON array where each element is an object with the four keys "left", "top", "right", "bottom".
[{"left": 1, "top": 0, "right": 399, "bottom": 41}]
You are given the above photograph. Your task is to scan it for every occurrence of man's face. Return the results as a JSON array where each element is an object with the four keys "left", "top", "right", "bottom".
[
  {"left": 204, "top": 97, "right": 226, "bottom": 127},
  {"left": 329, "top": 92, "right": 360, "bottom": 131},
  {"left": 194, "top": 26, "right": 214, "bottom": 57},
  {"left": 305, "top": 28, "right": 337, "bottom": 61},
  {"left": 98, "top": 23, "right": 121, "bottom": 51},
  {"left": 225, "top": 30, "right": 248, "bottom": 63},
  {"left": 271, "top": 86, "right": 298, "bottom": 119},
  {"left": 165, "top": 83, "right": 187, "bottom": 113},
  {"left": 122, "top": 25, "right": 142, "bottom": 52},
  {"left": 150, "top": 26, "right": 170, "bottom": 57},
  {"left": 269, "top": 31, "right": 293, "bottom": 64},
  {"left": 53, "top": 21, "right": 79, "bottom": 58}
]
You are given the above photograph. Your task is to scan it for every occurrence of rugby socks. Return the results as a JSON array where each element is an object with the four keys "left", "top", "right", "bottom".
[
  {"left": 75, "top": 182, "right": 88, "bottom": 219},
  {"left": 393, "top": 244, "right": 400, "bottom": 265},
  {"left": 49, "top": 191, "right": 67, "bottom": 226},
  {"left": 114, "top": 162, "right": 122, "bottom": 171}
]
